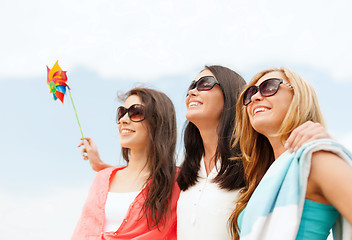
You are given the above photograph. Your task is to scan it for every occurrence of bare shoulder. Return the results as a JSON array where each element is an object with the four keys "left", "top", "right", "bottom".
[
  {"left": 310, "top": 150, "right": 352, "bottom": 185},
  {"left": 309, "top": 150, "right": 352, "bottom": 224},
  {"left": 311, "top": 150, "right": 346, "bottom": 167}
]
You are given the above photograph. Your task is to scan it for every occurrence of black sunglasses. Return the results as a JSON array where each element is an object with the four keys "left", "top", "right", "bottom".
[
  {"left": 117, "top": 104, "right": 145, "bottom": 123},
  {"left": 243, "top": 78, "right": 293, "bottom": 106},
  {"left": 187, "top": 76, "right": 220, "bottom": 93}
]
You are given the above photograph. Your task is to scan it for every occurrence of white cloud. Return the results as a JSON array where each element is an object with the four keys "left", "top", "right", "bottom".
[
  {"left": 1, "top": 0, "right": 352, "bottom": 82},
  {"left": 0, "top": 184, "right": 90, "bottom": 240}
]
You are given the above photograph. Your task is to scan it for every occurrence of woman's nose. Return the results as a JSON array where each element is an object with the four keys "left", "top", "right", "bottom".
[
  {"left": 251, "top": 89, "right": 263, "bottom": 103},
  {"left": 187, "top": 87, "right": 198, "bottom": 97},
  {"left": 118, "top": 112, "right": 130, "bottom": 124}
]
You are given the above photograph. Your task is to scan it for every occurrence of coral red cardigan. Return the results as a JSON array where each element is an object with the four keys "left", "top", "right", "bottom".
[{"left": 71, "top": 167, "right": 180, "bottom": 240}]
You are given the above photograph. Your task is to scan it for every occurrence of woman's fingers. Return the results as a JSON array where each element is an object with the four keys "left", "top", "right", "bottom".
[
  {"left": 285, "top": 121, "right": 331, "bottom": 152},
  {"left": 77, "top": 137, "right": 101, "bottom": 164}
]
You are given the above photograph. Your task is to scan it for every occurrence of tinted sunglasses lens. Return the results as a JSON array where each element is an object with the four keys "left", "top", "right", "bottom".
[
  {"left": 129, "top": 105, "right": 144, "bottom": 122},
  {"left": 260, "top": 79, "right": 281, "bottom": 96},
  {"left": 197, "top": 76, "right": 217, "bottom": 90},
  {"left": 188, "top": 81, "right": 196, "bottom": 91},
  {"left": 243, "top": 86, "right": 258, "bottom": 106},
  {"left": 117, "top": 107, "right": 127, "bottom": 121}
]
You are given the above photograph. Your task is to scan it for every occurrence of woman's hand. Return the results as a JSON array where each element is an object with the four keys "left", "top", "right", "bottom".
[
  {"left": 285, "top": 121, "right": 332, "bottom": 152},
  {"left": 78, "top": 137, "right": 112, "bottom": 172}
]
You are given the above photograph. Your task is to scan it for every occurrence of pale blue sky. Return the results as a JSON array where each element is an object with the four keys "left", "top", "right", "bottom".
[{"left": 1, "top": 1, "right": 352, "bottom": 239}]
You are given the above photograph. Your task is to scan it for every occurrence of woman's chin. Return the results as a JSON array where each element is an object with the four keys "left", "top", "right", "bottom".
[{"left": 186, "top": 112, "right": 203, "bottom": 124}]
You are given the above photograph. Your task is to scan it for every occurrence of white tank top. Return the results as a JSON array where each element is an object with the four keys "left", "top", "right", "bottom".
[{"left": 104, "top": 191, "right": 141, "bottom": 232}]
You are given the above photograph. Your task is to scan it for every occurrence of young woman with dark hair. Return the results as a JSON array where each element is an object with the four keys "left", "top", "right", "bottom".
[
  {"left": 72, "top": 88, "right": 180, "bottom": 240},
  {"left": 177, "top": 65, "right": 246, "bottom": 190},
  {"left": 176, "top": 65, "right": 246, "bottom": 239}
]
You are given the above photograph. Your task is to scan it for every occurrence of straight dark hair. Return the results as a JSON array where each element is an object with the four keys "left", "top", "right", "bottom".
[
  {"left": 177, "top": 65, "right": 246, "bottom": 191},
  {"left": 121, "top": 88, "right": 177, "bottom": 228}
]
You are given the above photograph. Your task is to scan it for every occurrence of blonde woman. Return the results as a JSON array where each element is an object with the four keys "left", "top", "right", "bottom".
[{"left": 230, "top": 68, "right": 352, "bottom": 240}]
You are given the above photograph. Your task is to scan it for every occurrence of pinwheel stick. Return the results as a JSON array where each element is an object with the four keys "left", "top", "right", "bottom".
[{"left": 68, "top": 89, "right": 84, "bottom": 140}]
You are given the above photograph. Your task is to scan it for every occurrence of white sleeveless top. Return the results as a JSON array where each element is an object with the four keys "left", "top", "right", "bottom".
[
  {"left": 104, "top": 191, "right": 141, "bottom": 232},
  {"left": 177, "top": 158, "right": 240, "bottom": 240}
]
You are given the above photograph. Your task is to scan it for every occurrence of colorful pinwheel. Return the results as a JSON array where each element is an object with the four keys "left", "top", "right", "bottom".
[
  {"left": 46, "top": 61, "right": 84, "bottom": 139},
  {"left": 47, "top": 60, "right": 69, "bottom": 103}
]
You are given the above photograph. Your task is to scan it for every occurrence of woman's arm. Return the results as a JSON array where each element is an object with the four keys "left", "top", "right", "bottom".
[
  {"left": 308, "top": 150, "right": 352, "bottom": 224},
  {"left": 78, "top": 137, "right": 113, "bottom": 171}
]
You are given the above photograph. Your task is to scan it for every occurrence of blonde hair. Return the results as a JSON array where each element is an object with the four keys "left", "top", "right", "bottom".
[{"left": 229, "top": 67, "right": 325, "bottom": 239}]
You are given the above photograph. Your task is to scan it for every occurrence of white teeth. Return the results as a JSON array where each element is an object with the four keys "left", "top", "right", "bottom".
[
  {"left": 121, "top": 129, "right": 134, "bottom": 134},
  {"left": 189, "top": 102, "right": 201, "bottom": 107},
  {"left": 254, "top": 107, "right": 268, "bottom": 114}
]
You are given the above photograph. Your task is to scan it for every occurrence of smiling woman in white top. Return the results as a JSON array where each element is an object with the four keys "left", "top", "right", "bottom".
[{"left": 176, "top": 65, "right": 247, "bottom": 239}]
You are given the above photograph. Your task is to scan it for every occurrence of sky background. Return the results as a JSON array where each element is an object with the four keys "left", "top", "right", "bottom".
[{"left": 1, "top": 0, "right": 352, "bottom": 239}]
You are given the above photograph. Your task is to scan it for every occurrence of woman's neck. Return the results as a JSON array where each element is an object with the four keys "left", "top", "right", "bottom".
[
  {"left": 127, "top": 149, "right": 150, "bottom": 175},
  {"left": 267, "top": 135, "right": 287, "bottom": 160},
  {"left": 109, "top": 148, "right": 150, "bottom": 193},
  {"left": 198, "top": 126, "right": 219, "bottom": 175}
]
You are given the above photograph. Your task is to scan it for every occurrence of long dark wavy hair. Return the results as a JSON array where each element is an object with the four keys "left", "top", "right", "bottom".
[
  {"left": 177, "top": 65, "right": 246, "bottom": 191},
  {"left": 120, "top": 88, "right": 177, "bottom": 228}
]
